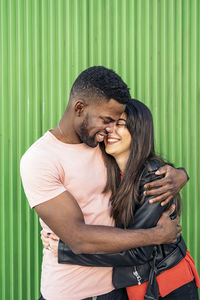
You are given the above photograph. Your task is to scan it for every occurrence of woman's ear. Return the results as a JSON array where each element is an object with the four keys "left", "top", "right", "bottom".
[{"left": 74, "top": 100, "right": 87, "bottom": 116}]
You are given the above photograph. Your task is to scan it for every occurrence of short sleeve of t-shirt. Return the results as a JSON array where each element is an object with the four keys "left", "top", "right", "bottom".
[{"left": 20, "top": 149, "right": 66, "bottom": 208}]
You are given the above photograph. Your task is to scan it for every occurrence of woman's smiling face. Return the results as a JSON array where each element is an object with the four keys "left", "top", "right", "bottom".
[{"left": 104, "top": 112, "right": 132, "bottom": 160}]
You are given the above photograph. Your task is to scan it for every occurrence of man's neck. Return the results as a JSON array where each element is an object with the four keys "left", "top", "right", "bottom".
[{"left": 52, "top": 115, "right": 81, "bottom": 144}]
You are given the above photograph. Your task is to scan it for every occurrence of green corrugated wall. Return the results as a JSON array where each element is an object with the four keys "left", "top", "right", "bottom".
[{"left": 0, "top": 0, "right": 199, "bottom": 299}]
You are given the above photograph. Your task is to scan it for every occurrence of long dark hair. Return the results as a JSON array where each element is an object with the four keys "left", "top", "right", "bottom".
[{"left": 101, "top": 99, "right": 181, "bottom": 227}]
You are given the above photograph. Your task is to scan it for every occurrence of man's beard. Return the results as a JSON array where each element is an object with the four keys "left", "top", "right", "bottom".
[{"left": 79, "top": 115, "right": 98, "bottom": 148}]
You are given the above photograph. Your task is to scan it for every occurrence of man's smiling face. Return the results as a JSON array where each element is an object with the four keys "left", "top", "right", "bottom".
[{"left": 77, "top": 98, "right": 126, "bottom": 148}]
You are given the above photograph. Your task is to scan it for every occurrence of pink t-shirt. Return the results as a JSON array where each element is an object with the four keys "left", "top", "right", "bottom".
[{"left": 20, "top": 131, "right": 114, "bottom": 300}]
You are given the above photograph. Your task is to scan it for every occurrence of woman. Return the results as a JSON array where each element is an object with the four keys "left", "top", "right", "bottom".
[{"left": 42, "top": 100, "right": 200, "bottom": 299}]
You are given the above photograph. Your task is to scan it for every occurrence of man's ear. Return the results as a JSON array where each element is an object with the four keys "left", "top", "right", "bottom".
[{"left": 74, "top": 100, "right": 87, "bottom": 116}]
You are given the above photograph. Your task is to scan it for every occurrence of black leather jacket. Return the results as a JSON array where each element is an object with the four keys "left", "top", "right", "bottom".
[{"left": 58, "top": 160, "right": 187, "bottom": 300}]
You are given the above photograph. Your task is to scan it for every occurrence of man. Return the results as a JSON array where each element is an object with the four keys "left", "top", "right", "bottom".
[{"left": 20, "top": 66, "right": 186, "bottom": 300}]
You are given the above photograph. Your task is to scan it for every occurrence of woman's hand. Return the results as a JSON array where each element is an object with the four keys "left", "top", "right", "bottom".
[
  {"left": 144, "top": 166, "right": 188, "bottom": 206},
  {"left": 40, "top": 230, "right": 59, "bottom": 257}
]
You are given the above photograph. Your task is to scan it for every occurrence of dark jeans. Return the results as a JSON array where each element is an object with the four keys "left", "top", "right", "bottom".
[
  {"left": 39, "top": 288, "right": 128, "bottom": 300},
  {"left": 39, "top": 281, "right": 198, "bottom": 300},
  {"left": 82, "top": 288, "right": 128, "bottom": 300},
  {"left": 159, "top": 279, "right": 199, "bottom": 300}
]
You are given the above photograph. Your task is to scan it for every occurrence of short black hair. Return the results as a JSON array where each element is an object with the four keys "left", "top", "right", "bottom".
[{"left": 69, "top": 66, "right": 131, "bottom": 104}]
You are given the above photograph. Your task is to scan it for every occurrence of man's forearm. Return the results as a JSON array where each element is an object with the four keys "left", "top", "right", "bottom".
[
  {"left": 35, "top": 191, "right": 179, "bottom": 255},
  {"left": 60, "top": 223, "right": 164, "bottom": 254}
]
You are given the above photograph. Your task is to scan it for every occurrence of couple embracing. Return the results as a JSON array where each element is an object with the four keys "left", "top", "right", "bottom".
[{"left": 21, "top": 66, "right": 200, "bottom": 300}]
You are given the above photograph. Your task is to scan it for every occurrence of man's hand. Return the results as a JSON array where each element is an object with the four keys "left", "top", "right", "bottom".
[
  {"left": 144, "top": 165, "right": 187, "bottom": 206},
  {"left": 155, "top": 204, "right": 182, "bottom": 244}
]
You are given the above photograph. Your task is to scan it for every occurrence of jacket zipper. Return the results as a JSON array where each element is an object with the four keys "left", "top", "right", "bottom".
[{"left": 132, "top": 266, "right": 142, "bottom": 285}]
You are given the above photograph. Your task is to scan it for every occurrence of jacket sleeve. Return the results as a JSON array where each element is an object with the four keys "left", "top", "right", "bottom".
[{"left": 58, "top": 161, "right": 171, "bottom": 266}]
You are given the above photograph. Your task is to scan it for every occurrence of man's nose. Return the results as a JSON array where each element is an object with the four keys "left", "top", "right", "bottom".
[{"left": 105, "top": 123, "right": 115, "bottom": 133}]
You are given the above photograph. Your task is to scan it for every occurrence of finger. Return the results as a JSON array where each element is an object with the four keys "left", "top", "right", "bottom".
[
  {"left": 155, "top": 165, "right": 169, "bottom": 175},
  {"left": 41, "top": 238, "right": 50, "bottom": 248},
  {"left": 177, "top": 224, "right": 182, "bottom": 232},
  {"left": 49, "top": 239, "right": 59, "bottom": 246},
  {"left": 148, "top": 192, "right": 172, "bottom": 204},
  {"left": 167, "top": 204, "right": 176, "bottom": 215},
  {"left": 145, "top": 186, "right": 171, "bottom": 197},
  {"left": 40, "top": 229, "right": 48, "bottom": 238},
  {"left": 43, "top": 242, "right": 50, "bottom": 248},
  {"left": 49, "top": 239, "right": 59, "bottom": 255},
  {"left": 160, "top": 195, "right": 173, "bottom": 207},
  {"left": 41, "top": 230, "right": 52, "bottom": 239},
  {"left": 174, "top": 216, "right": 180, "bottom": 224},
  {"left": 175, "top": 225, "right": 182, "bottom": 239},
  {"left": 144, "top": 177, "right": 172, "bottom": 190},
  {"left": 177, "top": 225, "right": 182, "bottom": 236},
  {"left": 49, "top": 233, "right": 59, "bottom": 241},
  {"left": 41, "top": 235, "right": 50, "bottom": 246},
  {"left": 41, "top": 235, "right": 50, "bottom": 243}
]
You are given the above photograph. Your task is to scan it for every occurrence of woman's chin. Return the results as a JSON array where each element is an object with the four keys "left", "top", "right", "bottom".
[{"left": 105, "top": 147, "right": 116, "bottom": 157}]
